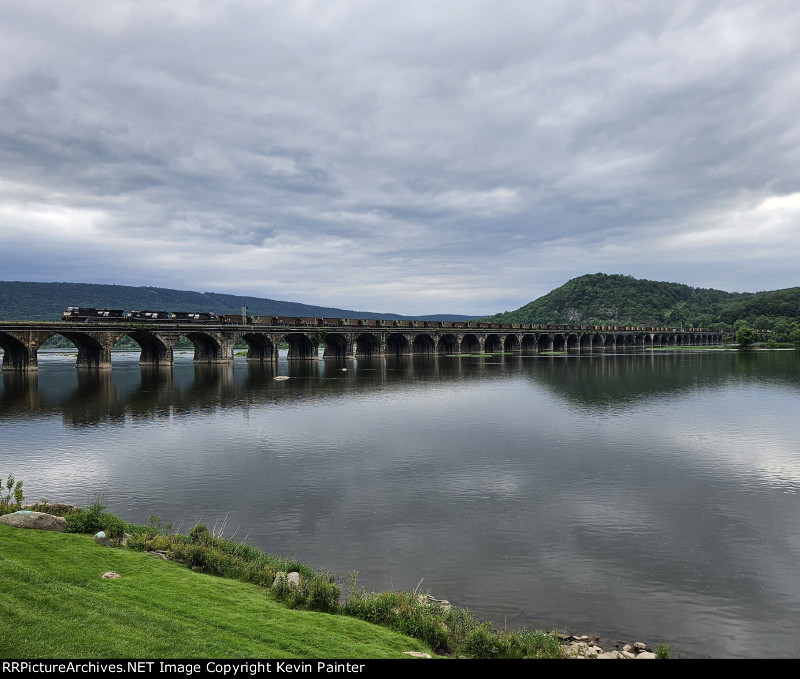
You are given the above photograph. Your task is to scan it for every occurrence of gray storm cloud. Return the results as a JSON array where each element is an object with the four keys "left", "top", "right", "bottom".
[{"left": 1, "top": 0, "right": 798, "bottom": 314}]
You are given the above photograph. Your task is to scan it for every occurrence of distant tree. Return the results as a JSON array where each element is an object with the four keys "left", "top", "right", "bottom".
[
  {"left": 736, "top": 325, "right": 758, "bottom": 349},
  {"left": 790, "top": 327, "right": 800, "bottom": 347}
]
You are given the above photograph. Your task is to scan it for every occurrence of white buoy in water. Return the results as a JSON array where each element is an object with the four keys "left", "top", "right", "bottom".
[{"left": 274, "top": 376, "right": 290, "bottom": 381}]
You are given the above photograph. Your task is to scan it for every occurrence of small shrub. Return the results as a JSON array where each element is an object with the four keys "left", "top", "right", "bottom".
[
  {"left": 103, "top": 514, "right": 127, "bottom": 539},
  {"left": 0, "top": 474, "right": 24, "bottom": 515},
  {"left": 464, "top": 624, "right": 502, "bottom": 658},
  {"left": 516, "top": 629, "right": 564, "bottom": 659},
  {"left": 655, "top": 644, "right": 671, "bottom": 659},
  {"left": 65, "top": 499, "right": 109, "bottom": 534},
  {"left": 300, "top": 574, "right": 340, "bottom": 613},
  {"left": 442, "top": 605, "right": 480, "bottom": 645},
  {"left": 271, "top": 573, "right": 294, "bottom": 603},
  {"left": 189, "top": 524, "right": 212, "bottom": 544}
]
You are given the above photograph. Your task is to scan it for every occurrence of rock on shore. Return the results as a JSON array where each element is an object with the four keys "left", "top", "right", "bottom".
[
  {"left": 560, "top": 635, "right": 658, "bottom": 659},
  {"left": 0, "top": 511, "right": 67, "bottom": 532}
]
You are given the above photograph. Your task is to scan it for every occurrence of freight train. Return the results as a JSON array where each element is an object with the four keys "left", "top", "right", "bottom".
[{"left": 59, "top": 307, "right": 705, "bottom": 333}]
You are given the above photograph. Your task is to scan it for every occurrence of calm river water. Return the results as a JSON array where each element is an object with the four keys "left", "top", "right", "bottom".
[{"left": 2, "top": 348, "right": 799, "bottom": 658}]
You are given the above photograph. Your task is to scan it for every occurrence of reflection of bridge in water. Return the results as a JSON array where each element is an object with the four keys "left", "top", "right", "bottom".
[
  {"left": 2, "top": 350, "right": 787, "bottom": 429},
  {"left": 0, "top": 320, "right": 728, "bottom": 372}
]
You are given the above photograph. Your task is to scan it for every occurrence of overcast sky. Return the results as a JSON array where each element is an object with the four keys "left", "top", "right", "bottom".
[{"left": 1, "top": 1, "right": 799, "bottom": 315}]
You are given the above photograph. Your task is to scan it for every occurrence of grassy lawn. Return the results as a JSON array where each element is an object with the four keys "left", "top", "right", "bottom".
[{"left": 0, "top": 525, "right": 435, "bottom": 659}]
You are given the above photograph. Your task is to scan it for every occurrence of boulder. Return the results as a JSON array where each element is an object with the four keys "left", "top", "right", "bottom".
[
  {"left": 635, "top": 652, "right": 656, "bottom": 659},
  {"left": 93, "top": 531, "right": 131, "bottom": 547},
  {"left": 101, "top": 571, "right": 121, "bottom": 579},
  {"left": 273, "top": 571, "right": 301, "bottom": 589},
  {"left": 0, "top": 511, "right": 67, "bottom": 532},
  {"left": 402, "top": 652, "right": 431, "bottom": 659}
]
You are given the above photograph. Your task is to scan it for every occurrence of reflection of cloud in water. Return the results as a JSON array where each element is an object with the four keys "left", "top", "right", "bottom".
[{"left": 674, "top": 428, "right": 800, "bottom": 494}]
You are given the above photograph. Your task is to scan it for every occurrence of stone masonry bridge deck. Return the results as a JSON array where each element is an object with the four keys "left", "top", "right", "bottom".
[{"left": 0, "top": 321, "right": 729, "bottom": 372}]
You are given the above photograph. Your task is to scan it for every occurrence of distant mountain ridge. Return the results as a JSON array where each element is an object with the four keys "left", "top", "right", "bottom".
[
  {"left": 483, "top": 273, "right": 800, "bottom": 327},
  {"left": 0, "top": 281, "right": 474, "bottom": 322}
]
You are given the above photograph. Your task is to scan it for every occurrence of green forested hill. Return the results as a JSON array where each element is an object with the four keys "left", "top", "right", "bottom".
[
  {"left": 0, "top": 281, "right": 473, "bottom": 322},
  {"left": 715, "top": 287, "right": 800, "bottom": 325},
  {"left": 484, "top": 274, "right": 799, "bottom": 328}
]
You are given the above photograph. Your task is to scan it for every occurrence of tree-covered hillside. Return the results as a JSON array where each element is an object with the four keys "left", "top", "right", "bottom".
[
  {"left": 715, "top": 287, "right": 800, "bottom": 326},
  {"left": 484, "top": 273, "right": 799, "bottom": 328},
  {"left": 0, "top": 281, "right": 473, "bottom": 322}
]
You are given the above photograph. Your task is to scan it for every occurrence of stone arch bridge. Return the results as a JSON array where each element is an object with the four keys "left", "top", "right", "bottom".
[{"left": 0, "top": 321, "right": 728, "bottom": 372}]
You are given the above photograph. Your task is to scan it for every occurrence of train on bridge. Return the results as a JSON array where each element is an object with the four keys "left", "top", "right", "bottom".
[{"left": 60, "top": 307, "right": 712, "bottom": 334}]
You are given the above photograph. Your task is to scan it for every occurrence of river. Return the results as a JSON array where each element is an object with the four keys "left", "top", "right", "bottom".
[{"left": 1, "top": 348, "right": 799, "bottom": 658}]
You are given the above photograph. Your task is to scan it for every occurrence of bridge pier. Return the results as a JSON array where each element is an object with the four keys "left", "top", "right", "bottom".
[
  {"left": 0, "top": 330, "right": 48, "bottom": 372},
  {"left": 58, "top": 331, "right": 118, "bottom": 370},
  {"left": 458, "top": 333, "right": 483, "bottom": 354},
  {"left": 241, "top": 333, "right": 279, "bottom": 363},
  {"left": 436, "top": 333, "right": 459, "bottom": 355},
  {"left": 130, "top": 331, "right": 174, "bottom": 367},
  {"left": 154, "top": 330, "right": 236, "bottom": 364},
  {"left": 286, "top": 332, "right": 319, "bottom": 360},
  {"left": 322, "top": 332, "right": 354, "bottom": 359}
]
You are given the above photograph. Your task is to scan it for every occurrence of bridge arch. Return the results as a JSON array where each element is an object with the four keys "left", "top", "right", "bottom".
[
  {"left": 461, "top": 333, "right": 481, "bottom": 354},
  {"left": 604, "top": 334, "right": 615, "bottom": 350},
  {"left": 44, "top": 331, "right": 117, "bottom": 369},
  {"left": 239, "top": 333, "right": 277, "bottom": 363},
  {"left": 323, "top": 332, "right": 351, "bottom": 359},
  {"left": 579, "top": 333, "right": 592, "bottom": 350},
  {"left": 592, "top": 333, "right": 603, "bottom": 349},
  {"left": 437, "top": 333, "right": 459, "bottom": 354},
  {"left": 521, "top": 334, "right": 537, "bottom": 353},
  {"left": 124, "top": 331, "right": 173, "bottom": 366},
  {"left": 386, "top": 333, "right": 410, "bottom": 356},
  {"left": 284, "top": 332, "right": 318, "bottom": 360},
  {"left": 355, "top": 333, "right": 381, "bottom": 357},
  {"left": 484, "top": 334, "right": 502, "bottom": 354},
  {"left": 176, "top": 332, "right": 230, "bottom": 364},
  {"left": 552, "top": 333, "right": 566, "bottom": 352},
  {"left": 412, "top": 334, "right": 436, "bottom": 355},
  {"left": 537, "top": 333, "right": 553, "bottom": 352},
  {"left": 616, "top": 334, "right": 626, "bottom": 348},
  {"left": 504, "top": 334, "right": 520, "bottom": 353},
  {"left": 566, "top": 333, "right": 579, "bottom": 351},
  {"left": 0, "top": 332, "right": 39, "bottom": 371}
]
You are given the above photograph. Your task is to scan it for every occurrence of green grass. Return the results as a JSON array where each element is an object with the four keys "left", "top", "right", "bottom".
[{"left": 0, "top": 525, "right": 436, "bottom": 659}]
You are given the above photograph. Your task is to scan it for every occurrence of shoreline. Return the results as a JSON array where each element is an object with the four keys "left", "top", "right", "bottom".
[{"left": 2, "top": 499, "right": 670, "bottom": 659}]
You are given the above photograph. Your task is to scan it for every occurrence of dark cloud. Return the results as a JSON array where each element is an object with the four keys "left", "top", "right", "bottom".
[{"left": 1, "top": 1, "right": 798, "bottom": 314}]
